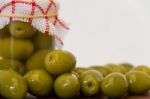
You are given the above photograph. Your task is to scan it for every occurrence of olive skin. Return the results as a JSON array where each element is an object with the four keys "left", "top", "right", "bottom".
[
  {"left": 9, "top": 21, "right": 36, "bottom": 39},
  {"left": 0, "top": 38, "right": 34, "bottom": 60},
  {"left": 101, "top": 72, "right": 128, "bottom": 97},
  {"left": 0, "top": 70, "right": 27, "bottom": 99},
  {"left": 54, "top": 73, "right": 80, "bottom": 98},
  {"left": 126, "top": 71, "right": 150, "bottom": 94},
  {"left": 45, "top": 50, "right": 76, "bottom": 75},
  {"left": 24, "top": 70, "right": 54, "bottom": 97}
]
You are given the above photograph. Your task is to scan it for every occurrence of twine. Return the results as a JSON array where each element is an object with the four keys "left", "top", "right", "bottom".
[{"left": 0, "top": 13, "right": 57, "bottom": 18}]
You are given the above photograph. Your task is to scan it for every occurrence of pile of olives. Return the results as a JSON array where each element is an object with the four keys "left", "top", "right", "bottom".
[{"left": 0, "top": 21, "right": 150, "bottom": 99}]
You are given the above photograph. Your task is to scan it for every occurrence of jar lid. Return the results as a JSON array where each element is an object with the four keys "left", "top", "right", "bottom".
[{"left": 0, "top": 0, "right": 69, "bottom": 48}]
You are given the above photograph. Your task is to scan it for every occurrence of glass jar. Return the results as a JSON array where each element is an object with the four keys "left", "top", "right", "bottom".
[
  {"left": 0, "top": 20, "right": 55, "bottom": 75},
  {"left": 0, "top": 0, "right": 70, "bottom": 76}
]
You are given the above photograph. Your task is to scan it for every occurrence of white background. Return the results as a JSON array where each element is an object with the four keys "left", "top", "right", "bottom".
[{"left": 58, "top": 0, "right": 150, "bottom": 67}]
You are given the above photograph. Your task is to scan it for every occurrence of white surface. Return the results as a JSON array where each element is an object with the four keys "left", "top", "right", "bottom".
[{"left": 59, "top": 0, "right": 150, "bottom": 67}]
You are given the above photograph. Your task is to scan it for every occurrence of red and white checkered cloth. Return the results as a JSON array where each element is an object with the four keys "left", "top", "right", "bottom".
[{"left": 0, "top": 0, "right": 69, "bottom": 48}]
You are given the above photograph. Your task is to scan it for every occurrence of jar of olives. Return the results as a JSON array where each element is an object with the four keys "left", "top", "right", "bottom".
[{"left": 0, "top": 0, "right": 68, "bottom": 75}]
